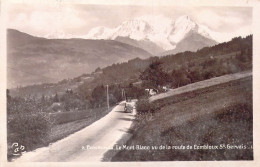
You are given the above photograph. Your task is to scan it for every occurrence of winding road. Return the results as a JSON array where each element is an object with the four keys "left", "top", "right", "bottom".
[
  {"left": 15, "top": 101, "right": 136, "bottom": 162},
  {"left": 14, "top": 71, "right": 252, "bottom": 162}
]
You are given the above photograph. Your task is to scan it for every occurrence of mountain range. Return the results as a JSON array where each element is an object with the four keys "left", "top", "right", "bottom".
[
  {"left": 7, "top": 15, "right": 222, "bottom": 88},
  {"left": 85, "top": 15, "right": 218, "bottom": 54},
  {"left": 7, "top": 29, "right": 152, "bottom": 88}
]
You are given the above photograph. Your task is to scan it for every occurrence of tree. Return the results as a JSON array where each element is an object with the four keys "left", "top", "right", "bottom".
[
  {"left": 187, "top": 70, "right": 203, "bottom": 83},
  {"left": 125, "top": 86, "right": 147, "bottom": 99},
  {"left": 53, "top": 93, "right": 59, "bottom": 102},
  {"left": 171, "top": 69, "right": 191, "bottom": 88},
  {"left": 140, "top": 61, "right": 169, "bottom": 91},
  {"left": 91, "top": 85, "right": 106, "bottom": 108}
]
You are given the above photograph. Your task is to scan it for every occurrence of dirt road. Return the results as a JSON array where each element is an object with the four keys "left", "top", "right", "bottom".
[{"left": 15, "top": 101, "right": 136, "bottom": 162}]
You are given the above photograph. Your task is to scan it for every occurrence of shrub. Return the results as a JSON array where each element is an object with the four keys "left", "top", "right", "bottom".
[
  {"left": 150, "top": 102, "right": 162, "bottom": 113},
  {"left": 7, "top": 112, "right": 52, "bottom": 157},
  {"left": 216, "top": 103, "right": 252, "bottom": 122},
  {"left": 136, "top": 99, "right": 151, "bottom": 115},
  {"left": 136, "top": 99, "right": 161, "bottom": 115}
]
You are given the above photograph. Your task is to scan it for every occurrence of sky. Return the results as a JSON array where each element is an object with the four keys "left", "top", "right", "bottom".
[{"left": 7, "top": 3, "right": 252, "bottom": 42}]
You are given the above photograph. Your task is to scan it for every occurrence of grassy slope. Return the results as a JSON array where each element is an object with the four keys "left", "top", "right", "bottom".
[
  {"left": 150, "top": 71, "right": 251, "bottom": 103},
  {"left": 111, "top": 75, "right": 252, "bottom": 161},
  {"left": 48, "top": 106, "right": 114, "bottom": 143}
]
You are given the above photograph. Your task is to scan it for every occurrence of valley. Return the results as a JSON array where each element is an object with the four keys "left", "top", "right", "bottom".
[{"left": 6, "top": 15, "right": 253, "bottom": 162}]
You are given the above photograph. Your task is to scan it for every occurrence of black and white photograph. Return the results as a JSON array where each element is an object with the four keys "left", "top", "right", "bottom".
[{"left": 1, "top": 0, "right": 259, "bottom": 165}]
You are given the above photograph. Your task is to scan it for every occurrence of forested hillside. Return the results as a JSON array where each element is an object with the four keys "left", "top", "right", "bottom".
[
  {"left": 77, "top": 35, "right": 252, "bottom": 99},
  {"left": 10, "top": 35, "right": 252, "bottom": 109}
]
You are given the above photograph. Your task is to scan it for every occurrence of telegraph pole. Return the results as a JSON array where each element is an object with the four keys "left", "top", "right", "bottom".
[
  {"left": 106, "top": 85, "right": 109, "bottom": 109},
  {"left": 122, "top": 89, "right": 126, "bottom": 102},
  {"left": 122, "top": 89, "right": 124, "bottom": 101}
]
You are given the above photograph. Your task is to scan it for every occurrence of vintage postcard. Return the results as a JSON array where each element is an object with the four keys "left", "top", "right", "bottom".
[{"left": 0, "top": 0, "right": 260, "bottom": 166}]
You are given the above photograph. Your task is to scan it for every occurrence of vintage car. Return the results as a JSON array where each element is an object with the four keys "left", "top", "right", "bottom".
[{"left": 124, "top": 102, "right": 133, "bottom": 113}]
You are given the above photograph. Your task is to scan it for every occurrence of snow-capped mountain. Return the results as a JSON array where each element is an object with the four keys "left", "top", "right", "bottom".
[
  {"left": 85, "top": 15, "right": 218, "bottom": 53},
  {"left": 86, "top": 26, "right": 115, "bottom": 39},
  {"left": 43, "top": 29, "right": 76, "bottom": 39}
]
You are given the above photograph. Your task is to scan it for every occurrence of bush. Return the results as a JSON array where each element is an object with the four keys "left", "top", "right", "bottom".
[
  {"left": 150, "top": 102, "right": 162, "bottom": 112},
  {"left": 136, "top": 99, "right": 150, "bottom": 115},
  {"left": 7, "top": 112, "right": 52, "bottom": 157},
  {"left": 126, "top": 86, "right": 147, "bottom": 99},
  {"left": 136, "top": 99, "right": 161, "bottom": 115},
  {"left": 216, "top": 103, "right": 252, "bottom": 122}
]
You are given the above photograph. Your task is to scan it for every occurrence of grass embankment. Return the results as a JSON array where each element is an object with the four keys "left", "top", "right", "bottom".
[
  {"left": 48, "top": 107, "right": 113, "bottom": 143},
  {"left": 8, "top": 106, "right": 113, "bottom": 161},
  {"left": 111, "top": 76, "right": 252, "bottom": 161}
]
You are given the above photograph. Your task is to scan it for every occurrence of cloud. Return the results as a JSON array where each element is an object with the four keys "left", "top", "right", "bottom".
[
  {"left": 7, "top": 4, "right": 252, "bottom": 41},
  {"left": 209, "top": 25, "right": 252, "bottom": 42},
  {"left": 8, "top": 3, "right": 87, "bottom": 37},
  {"left": 192, "top": 8, "right": 251, "bottom": 32}
]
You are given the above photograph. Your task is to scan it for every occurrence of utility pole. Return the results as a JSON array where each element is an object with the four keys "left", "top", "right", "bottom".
[
  {"left": 122, "top": 89, "right": 124, "bottom": 101},
  {"left": 106, "top": 85, "right": 109, "bottom": 109},
  {"left": 122, "top": 89, "right": 126, "bottom": 102}
]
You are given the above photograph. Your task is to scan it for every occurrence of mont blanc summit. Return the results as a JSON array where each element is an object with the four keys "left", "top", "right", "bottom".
[{"left": 85, "top": 15, "right": 218, "bottom": 52}]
